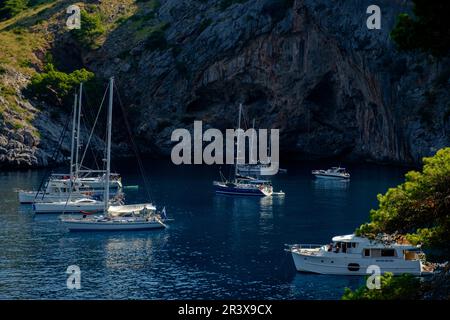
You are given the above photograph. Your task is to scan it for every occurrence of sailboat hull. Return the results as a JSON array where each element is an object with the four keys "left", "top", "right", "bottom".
[
  {"left": 62, "top": 220, "right": 165, "bottom": 231},
  {"left": 33, "top": 201, "right": 105, "bottom": 214},
  {"left": 213, "top": 183, "right": 272, "bottom": 196},
  {"left": 18, "top": 192, "right": 86, "bottom": 204}
]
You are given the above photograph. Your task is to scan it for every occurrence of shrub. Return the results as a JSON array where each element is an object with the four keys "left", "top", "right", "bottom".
[
  {"left": 356, "top": 147, "right": 450, "bottom": 260},
  {"left": 342, "top": 273, "right": 421, "bottom": 300},
  {"left": 71, "top": 10, "right": 105, "bottom": 49},
  {"left": 0, "top": 0, "right": 28, "bottom": 20},
  {"left": 27, "top": 63, "right": 95, "bottom": 107}
]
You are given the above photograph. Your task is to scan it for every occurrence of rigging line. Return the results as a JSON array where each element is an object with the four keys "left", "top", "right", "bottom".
[
  {"left": 35, "top": 105, "right": 73, "bottom": 200},
  {"left": 82, "top": 83, "right": 108, "bottom": 170},
  {"left": 79, "top": 83, "right": 109, "bottom": 171},
  {"left": 114, "top": 80, "right": 152, "bottom": 203}
]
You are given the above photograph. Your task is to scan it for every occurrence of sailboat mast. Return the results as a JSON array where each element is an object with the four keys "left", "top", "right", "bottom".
[
  {"left": 235, "top": 103, "right": 242, "bottom": 178},
  {"left": 250, "top": 118, "right": 255, "bottom": 163},
  {"left": 75, "top": 82, "right": 83, "bottom": 179},
  {"left": 104, "top": 77, "right": 114, "bottom": 213},
  {"left": 70, "top": 94, "right": 78, "bottom": 183}
]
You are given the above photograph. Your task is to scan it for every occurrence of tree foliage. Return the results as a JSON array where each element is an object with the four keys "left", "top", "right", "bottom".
[
  {"left": 0, "top": 0, "right": 28, "bottom": 20},
  {"left": 0, "top": 0, "right": 54, "bottom": 20},
  {"left": 27, "top": 63, "right": 95, "bottom": 107},
  {"left": 342, "top": 273, "right": 422, "bottom": 300},
  {"left": 356, "top": 148, "right": 450, "bottom": 260},
  {"left": 391, "top": 0, "right": 450, "bottom": 57},
  {"left": 71, "top": 10, "right": 105, "bottom": 49}
]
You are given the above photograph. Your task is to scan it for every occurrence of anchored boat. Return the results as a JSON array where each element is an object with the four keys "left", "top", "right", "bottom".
[
  {"left": 286, "top": 234, "right": 433, "bottom": 276},
  {"left": 312, "top": 167, "right": 350, "bottom": 180},
  {"left": 213, "top": 176, "right": 273, "bottom": 196},
  {"left": 60, "top": 77, "right": 168, "bottom": 231},
  {"left": 33, "top": 198, "right": 105, "bottom": 214},
  {"left": 212, "top": 104, "right": 275, "bottom": 197},
  {"left": 18, "top": 82, "right": 122, "bottom": 204},
  {"left": 18, "top": 173, "right": 122, "bottom": 204}
]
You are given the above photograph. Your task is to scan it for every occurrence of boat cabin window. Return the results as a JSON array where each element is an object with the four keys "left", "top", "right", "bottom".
[
  {"left": 404, "top": 250, "right": 419, "bottom": 260},
  {"left": 381, "top": 249, "right": 396, "bottom": 257},
  {"left": 363, "top": 248, "right": 397, "bottom": 257}
]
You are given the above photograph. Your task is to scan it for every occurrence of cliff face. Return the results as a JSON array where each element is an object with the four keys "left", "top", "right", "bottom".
[
  {"left": 87, "top": 0, "right": 449, "bottom": 165},
  {"left": 1, "top": 0, "right": 449, "bottom": 168}
]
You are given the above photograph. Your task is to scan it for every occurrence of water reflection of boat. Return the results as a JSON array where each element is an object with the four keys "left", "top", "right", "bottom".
[{"left": 312, "top": 178, "right": 350, "bottom": 191}]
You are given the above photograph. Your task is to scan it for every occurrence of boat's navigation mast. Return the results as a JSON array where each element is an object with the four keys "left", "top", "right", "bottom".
[
  {"left": 70, "top": 94, "right": 78, "bottom": 185},
  {"left": 234, "top": 103, "right": 242, "bottom": 179},
  {"left": 104, "top": 77, "right": 114, "bottom": 214},
  {"left": 75, "top": 82, "right": 83, "bottom": 180}
]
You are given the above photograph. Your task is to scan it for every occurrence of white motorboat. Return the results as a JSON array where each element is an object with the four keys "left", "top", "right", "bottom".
[
  {"left": 286, "top": 234, "right": 433, "bottom": 276},
  {"left": 60, "top": 77, "right": 168, "bottom": 232},
  {"left": 312, "top": 167, "right": 350, "bottom": 180},
  {"left": 33, "top": 198, "right": 105, "bottom": 214}
]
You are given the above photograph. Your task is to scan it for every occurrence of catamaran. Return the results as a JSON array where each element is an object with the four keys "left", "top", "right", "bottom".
[
  {"left": 312, "top": 167, "right": 350, "bottom": 180},
  {"left": 286, "top": 234, "right": 434, "bottom": 276},
  {"left": 60, "top": 77, "right": 168, "bottom": 231}
]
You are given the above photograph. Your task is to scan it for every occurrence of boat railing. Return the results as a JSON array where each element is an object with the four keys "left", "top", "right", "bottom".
[{"left": 285, "top": 244, "right": 323, "bottom": 250}]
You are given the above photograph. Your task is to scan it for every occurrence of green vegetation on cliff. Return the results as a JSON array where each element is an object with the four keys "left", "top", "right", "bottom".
[
  {"left": 342, "top": 273, "right": 422, "bottom": 300},
  {"left": 356, "top": 148, "right": 450, "bottom": 260},
  {"left": 71, "top": 9, "right": 105, "bottom": 49},
  {"left": 27, "top": 63, "right": 94, "bottom": 107}
]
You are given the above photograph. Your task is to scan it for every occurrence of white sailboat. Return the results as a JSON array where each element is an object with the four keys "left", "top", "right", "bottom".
[
  {"left": 213, "top": 104, "right": 274, "bottom": 196},
  {"left": 61, "top": 77, "right": 167, "bottom": 231},
  {"left": 19, "top": 84, "right": 122, "bottom": 204},
  {"left": 32, "top": 84, "right": 107, "bottom": 214}
]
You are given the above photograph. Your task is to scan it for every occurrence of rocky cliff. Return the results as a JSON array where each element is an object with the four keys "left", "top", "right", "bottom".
[{"left": 1, "top": 0, "right": 449, "bottom": 168}]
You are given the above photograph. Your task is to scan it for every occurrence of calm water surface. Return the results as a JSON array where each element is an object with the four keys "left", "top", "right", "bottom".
[{"left": 0, "top": 160, "right": 408, "bottom": 299}]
